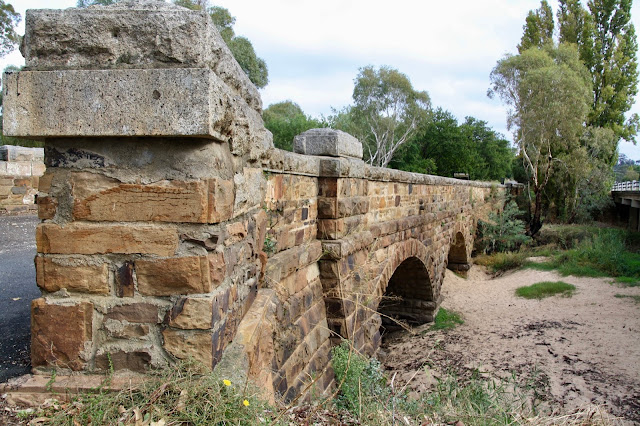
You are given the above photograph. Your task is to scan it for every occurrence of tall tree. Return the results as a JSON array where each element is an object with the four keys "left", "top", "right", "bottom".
[
  {"left": 263, "top": 101, "right": 323, "bottom": 151},
  {"left": 489, "top": 43, "right": 592, "bottom": 235},
  {"left": 0, "top": 0, "right": 19, "bottom": 57},
  {"left": 518, "top": 0, "right": 555, "bottom": 52},
  {"left": 558, "top": 0, "right": 639, "bottom": 146},
  {"left": 342, "top": 66, "right": 430, "bottom": 168}
]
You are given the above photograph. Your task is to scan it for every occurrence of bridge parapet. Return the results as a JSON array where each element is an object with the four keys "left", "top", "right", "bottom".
[{"left": 6, "top": 0, "right": 506, "bottom": 403}]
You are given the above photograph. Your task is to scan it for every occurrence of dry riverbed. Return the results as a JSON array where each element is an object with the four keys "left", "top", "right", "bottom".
[{"left": 382, "top": 266, "right": 640, "bottom": 424}]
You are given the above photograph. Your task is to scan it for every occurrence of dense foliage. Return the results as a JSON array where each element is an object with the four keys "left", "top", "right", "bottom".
[
  {"left": 0, "top": 0, "right": 19, "bottom": 57},
  {"left": 262, "top": 101, "right": 323, "bottom": 151},
  {"left": 390, "top": 110, "right": 514, "bottom": 180},
  {"left": 477, "top": 199, "right": 532, "bottom": 254}
]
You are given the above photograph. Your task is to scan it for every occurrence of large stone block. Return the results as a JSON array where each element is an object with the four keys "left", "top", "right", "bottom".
[
  {"left": 21, "top": 2, "right": 261, "bottom": 111},
  {"left": 35, "top": 257, "right": 109, "bottom": 294},
  {"left": 31, "top": 299, "right": 93, "bottom": 371},
  {"left": 136, "top": 256, "right": 211, "bottom": 296},
  {"left": 36, "top": 223, "right": 178, "bottom": 256},
  {"left": 3, "top": 69, "right": 228, "bottom": 140},
  {"left": 294, "top": 129, "right": 363, "bottom": 159},
  {"left": 71, "top": 172, "right": 210, "bottom": 223}
]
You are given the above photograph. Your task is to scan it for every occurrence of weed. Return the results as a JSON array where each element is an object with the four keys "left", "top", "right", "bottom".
[
  {"left": 263, "top": 234, "right": 277, "bottom": 255},
  {"left": 545, "top": 229, "right": 640, "bottom": 279},
  {"left": 417, "top": 369, "right": 534, "bottom": 424},
  {"left": 45, "top": 370, "right": 57, "bottom": 393},
  {"left": 524, "top": 261, "right": 556, "bottom": 272},
  {"left": 614, "top": 294, "right": 640, "bottom": 303},
  {"left": 516, "top": 281, "right": 576, "bottom": 300},
  {"left": 330, "top": 340, "right": 389, "bottom": 416},
  {"left": 430, "top": 308, "right": 464, "bottom": 331}
]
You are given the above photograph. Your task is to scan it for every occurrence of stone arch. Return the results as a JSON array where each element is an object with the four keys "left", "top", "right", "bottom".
[
  {"left": 375, "top": 239, "right": 437, "bottom": 330},
  {"left": 447, "top": 222, "right": 471, "bottom": 275}
]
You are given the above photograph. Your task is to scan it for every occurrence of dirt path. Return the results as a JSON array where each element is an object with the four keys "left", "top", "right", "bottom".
[{"left": 381, "top": 267, "right": 640, "bottom": 423}]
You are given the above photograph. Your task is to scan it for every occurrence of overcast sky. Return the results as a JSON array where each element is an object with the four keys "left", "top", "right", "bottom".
[{"left": 5, "top": 0, "right": 640, "bottom": 161}]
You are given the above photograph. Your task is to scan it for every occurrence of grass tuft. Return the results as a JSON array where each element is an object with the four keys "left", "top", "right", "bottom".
[
  {"left": 614, "top": 294, "right": 640, "bottom": 303},
  {"left": 516, "top": 281, "right": 576, "bottom": 300},
  {"left": 615, "top": 276, "right": 640, "bottom": 287},
  {"left": 430, "top": 308, "right": 464, "bottom": 331},
  {"left": 474, "top": 251, "right": 527, "bottom": 274}
]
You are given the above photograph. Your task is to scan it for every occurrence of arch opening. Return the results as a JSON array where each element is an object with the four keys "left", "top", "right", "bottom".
[
  {"left": 447, "top": 231, "right": 470, "bottom": 275},
  {"left": 378, "top": 256, "right": 435, "bottom": 331}
]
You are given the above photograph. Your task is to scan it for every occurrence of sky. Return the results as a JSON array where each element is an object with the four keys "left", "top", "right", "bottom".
[{"left": 4, "top": 0, "right": 640, "bottom": 161}]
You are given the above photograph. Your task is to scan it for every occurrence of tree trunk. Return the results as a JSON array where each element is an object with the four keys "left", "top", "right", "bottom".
[{"left": 527, "top": 189, "right": 544, "bottom": 237}]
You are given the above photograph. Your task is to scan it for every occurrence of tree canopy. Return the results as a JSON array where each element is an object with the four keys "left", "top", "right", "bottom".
[
  {"left": 0, "top": 0, "right": 20, "bottom": 57},
  {"left": 489, "top": 43, "right": 593, "bottom": 234},
  {"left": 518, "top": 0, "right": 555, "bottom": 52},
  {"left": 330, "top": 66, "right": 431, "bottom": 168},
  {"left": 263, "top": 101, "right": 323, "bottom": 151},
  {"left": 389, "top": 110, "right": 513, "bottom": 180}
]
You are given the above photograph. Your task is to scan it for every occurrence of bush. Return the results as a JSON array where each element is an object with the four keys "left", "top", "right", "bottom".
[{"left": 477, "top": 199, "right": 531, "bottom": 254}]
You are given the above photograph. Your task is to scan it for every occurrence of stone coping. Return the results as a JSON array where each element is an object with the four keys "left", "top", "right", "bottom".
[{"left": 265, "top": 148, "right": 503, "bottom": 187}]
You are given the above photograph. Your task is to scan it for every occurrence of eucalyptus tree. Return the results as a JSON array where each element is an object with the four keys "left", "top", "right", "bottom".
[
  {"left": 347, "top": 66, "right": 431, "bottom": 168},
  {"left": 0, "top": 0, "right": 20, "bottom": 57},
  {"left": 489, "top": 43, "right": 592, "bottom": 235}
]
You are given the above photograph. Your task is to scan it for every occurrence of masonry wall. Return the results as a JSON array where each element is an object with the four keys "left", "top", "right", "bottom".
[{"left": 0, "top": 146, "right": 45, "bottom": 214}]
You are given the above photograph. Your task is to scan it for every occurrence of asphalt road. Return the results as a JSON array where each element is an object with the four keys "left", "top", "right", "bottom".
[{"left": 0, "top": 214, "right": 41, "bottom": 383}]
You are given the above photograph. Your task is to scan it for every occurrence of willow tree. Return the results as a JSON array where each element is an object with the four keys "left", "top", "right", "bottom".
[{"left": 489, "top": 43, "right": 592, "bottom": 235}]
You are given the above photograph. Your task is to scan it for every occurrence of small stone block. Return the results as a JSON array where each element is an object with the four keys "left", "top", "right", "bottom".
[
  {"left": 293, "top": 128, "right": 363, "bottom": 159},
  {"left": 136, "top": 256, "right": 211, "bottom": 296},
  {"left": 31, "top": 299, "right": 93, "bottom": 371},
  {"left": 35, "top": 257, "right": 109, "bottom": 294}
]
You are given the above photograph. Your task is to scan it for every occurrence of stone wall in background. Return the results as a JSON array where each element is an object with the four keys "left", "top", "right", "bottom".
[{"left": 0, "top": 146, "right": 45, "bottom": 214}]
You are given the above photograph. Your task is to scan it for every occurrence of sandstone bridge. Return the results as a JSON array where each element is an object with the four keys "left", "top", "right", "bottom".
[{"left": 4, "top": 1, "right": 506, "bottom": 401}]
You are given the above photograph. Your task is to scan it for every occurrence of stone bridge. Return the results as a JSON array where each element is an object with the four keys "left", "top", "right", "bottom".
[{"left": 4, "top": 1, "right": 504, "bottom": 401}]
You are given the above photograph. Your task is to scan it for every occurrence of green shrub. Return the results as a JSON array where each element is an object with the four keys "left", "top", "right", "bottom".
[
  {"left": 516, "top": 281, "right": 576, "bottom": 299},
  {"left": 477, "top": 199, "right": 531, "bottom": 254}
]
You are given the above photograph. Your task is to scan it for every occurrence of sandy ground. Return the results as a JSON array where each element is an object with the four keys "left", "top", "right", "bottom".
[{"left": 381, "top": 266, "right": 640, "bottom": 423}]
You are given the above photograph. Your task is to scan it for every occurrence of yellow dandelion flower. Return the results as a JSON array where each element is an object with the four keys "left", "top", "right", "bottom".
[
  {"left": 243, "top": 399, "right": 250, "bottom": 407},
  {"left": 223, "top": 379, "right": 231, "bottom": 386}
]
